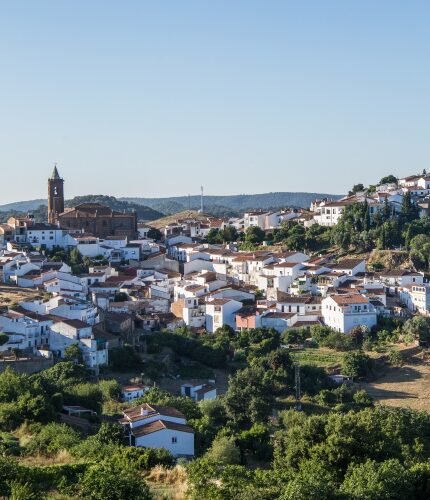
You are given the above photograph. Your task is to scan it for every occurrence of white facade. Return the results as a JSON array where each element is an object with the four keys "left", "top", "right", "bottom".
[
  {"left": 181, "top": 383, "right": 217, "bottom": 401},
  {"left": 400, "top": 285, "right": 430, "bottom": 316},
  {"left": 121, "top": 404, "right": 194, "bottom": 457},
  {"left": 322, "top": 294, "right": 377, "bottom": 333},
  {"left": 205, "top": 298, "right": 243, "bottom": 332},
  {"left": 49, "top": 320, "right": 108, "bottom": 370}
]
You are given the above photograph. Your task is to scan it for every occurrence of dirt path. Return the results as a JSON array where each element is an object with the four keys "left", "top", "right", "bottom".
[{"left": 362, "top": 346, "right": 430, "bottom": 413}]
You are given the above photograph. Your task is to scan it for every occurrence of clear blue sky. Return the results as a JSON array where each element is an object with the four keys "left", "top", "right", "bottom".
[{"left": 1, "top": 1, "right": 429, "bottom": 203}]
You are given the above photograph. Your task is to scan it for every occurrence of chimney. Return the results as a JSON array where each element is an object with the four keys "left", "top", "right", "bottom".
[{"left": 140, "top": 406, "right": 149, "bottom": 416}]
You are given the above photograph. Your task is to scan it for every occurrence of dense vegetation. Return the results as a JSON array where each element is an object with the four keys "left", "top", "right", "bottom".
[{"left": 0, "top": 312, "right": 429, "bottom": 498}]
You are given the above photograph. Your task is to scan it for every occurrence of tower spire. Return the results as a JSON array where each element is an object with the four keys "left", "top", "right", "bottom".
[{"left": 51, "top": 163, "right": 61, "bottom": 180}]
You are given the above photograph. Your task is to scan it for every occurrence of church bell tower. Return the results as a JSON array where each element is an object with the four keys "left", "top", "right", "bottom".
[{"left": 48, "top": 164, "right": 65, "bottom": 224}]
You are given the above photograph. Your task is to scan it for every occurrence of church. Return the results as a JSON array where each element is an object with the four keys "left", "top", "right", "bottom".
[{"left": 48, "top": 167, "right": 138, "bottom": 239}]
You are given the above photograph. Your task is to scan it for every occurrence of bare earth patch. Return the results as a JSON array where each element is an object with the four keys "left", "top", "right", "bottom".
[
  {"left": 362, "top": 346, "right": 430, "bottom": 413},
  {"left": 0, "top": 284, "right": 42, "bottom": 306}
]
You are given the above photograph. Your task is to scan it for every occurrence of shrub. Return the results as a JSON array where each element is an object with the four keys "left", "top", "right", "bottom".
[
  {"left": 204, "top": 436, "right": 241, "bottom": 465},
  {"left": 78, "top": 458, "right": 152, "bottom": 500},
  {"left": 25, "top": 423, "right": 81, "bottom": 457},
  {"left": 342, "top": 351, "right": 372, "bottom": 379},
  {"left": 387, "top": 349, "right": 404, "bottom": 367}
]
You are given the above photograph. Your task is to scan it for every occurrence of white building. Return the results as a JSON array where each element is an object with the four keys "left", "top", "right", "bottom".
[
  {"left": 120, "top": 403, "right": 194, "bottom": 457},
  {"left": 181, "top": 382, "right": 217, "bottom": 402},
  {"left": 322, "top": 294, "right": 377, "bottom": 333},
  {"left": 0, "top": 308, "right": 51, "bottom": 352},
  {"left": 49, "top": 319, "right": 108, "bottom": 370},
  {"left": 122, "top": 385, "right": 149, "bottom": 403},
  {"left": 205, "top": 298, "right": 243, "bottom": 333},
  {"left": 400, "top": 284, "right": 430, "bottom": 316}
]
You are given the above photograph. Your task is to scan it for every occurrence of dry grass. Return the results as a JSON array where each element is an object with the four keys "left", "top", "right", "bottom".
[
  {"left": 0, "top": 284, "right": 42, "bottom": 307},
  {"left": 367, "top": 249, "right": 412, "bottom": 270},
  {"left": 146, "top": 465, "right": 188, "bottom": 500},
  {"left": 149, "top": 210, "right": 212, "bottom": 229},
  {"left": 20, "top": 449, "right": 77, "bottom": 467},
  {"left": 361, "top": 345, "right": 430, "bottom": 413}
]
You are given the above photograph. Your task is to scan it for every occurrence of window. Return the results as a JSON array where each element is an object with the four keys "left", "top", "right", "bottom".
[{"left": 171, "top": 437, "right": 177, "bottom": 444}]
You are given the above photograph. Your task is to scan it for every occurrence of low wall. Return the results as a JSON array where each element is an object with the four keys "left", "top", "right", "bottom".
[{"left": 0, "top": 356, "right": 54, "bottom": 374}]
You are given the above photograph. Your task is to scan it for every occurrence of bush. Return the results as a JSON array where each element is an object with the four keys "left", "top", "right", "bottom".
[
  {"left": 340, "top": 459, "right": 414, "bottom": 499},
  {"left": 320, "top": 332, "right": 354, "bottom": 351},
  {"left": 204, "top": 436, "right": 241, "bottom": 465},
  {"left": 388, "top": 349, "right": 404, "bottom": 367},
  {"left": 78, "top": 458, "right": 152, "bottom": 500},
  {"left": 25, "top": 423, "right": 82, "bottom": 457},
  {"left": 342, "top": 351, "right": 372, "bottom": 379},
  {"left": 109, "top": 346, "right": 142, "bottom": 372}
]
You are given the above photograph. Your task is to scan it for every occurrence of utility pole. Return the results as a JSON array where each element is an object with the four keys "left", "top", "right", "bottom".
[
  {"left": 200, "top": 185, "right": 204, "bottom": 212},
  {"left": 295, "top": 363, "right": 302, "bottom": 411}
]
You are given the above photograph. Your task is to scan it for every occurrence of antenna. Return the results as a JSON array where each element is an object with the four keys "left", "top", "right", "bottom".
[
  {"left": 200, "top": 185, "right": 204, "bottom": 213},
  {"left": 295, "top": 363, "right": 301, "bottom": 411}
]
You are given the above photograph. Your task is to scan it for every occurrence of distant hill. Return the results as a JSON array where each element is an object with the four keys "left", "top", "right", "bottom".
[
  {"left": 64, "top": 195, "right": 163, "bottom": 221},
  {"left": 0, "top": 195, "right": 163, "bottom": 223},
  {"left": 0, "top": 191, "right": 343, "bottom": 224},
  {"left": 122, "top": 191, "right": 342, "bottom": 212},
  {"left": 0, "top": 199, "right": 46, "bottom": 212}
]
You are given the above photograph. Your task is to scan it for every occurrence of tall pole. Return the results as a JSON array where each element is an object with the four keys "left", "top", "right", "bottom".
[
  {"left": 200, "top": 185, "right": 204, "bottom": 213},
  {"left": 295, "top": 363, "right": 302, "bottom": 411}
]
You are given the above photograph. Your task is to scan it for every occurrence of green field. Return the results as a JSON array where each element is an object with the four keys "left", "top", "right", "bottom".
[{"left": 289, "top": 348, "right": 344, "bottom": 369}]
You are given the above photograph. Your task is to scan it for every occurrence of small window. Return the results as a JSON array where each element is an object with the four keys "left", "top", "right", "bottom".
[{"left": 172, "top": 437, "right": 177, "bottom": 444}]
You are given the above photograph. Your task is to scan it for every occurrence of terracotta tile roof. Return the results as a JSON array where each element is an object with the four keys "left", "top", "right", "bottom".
[
  {"left": 331, "top": 294, "right": 369, "bottom": 306},
  {"left": 123, "top": 403, "right": 185, "bottom": 422},
  {"left": 330, "top": 259, "right": 365, "bottom": 269},
  {"left": 131, "top": 419, "right": 194, "bottom": 437}
]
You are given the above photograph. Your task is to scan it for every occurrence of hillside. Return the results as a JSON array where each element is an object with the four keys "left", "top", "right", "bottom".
[
  {"left": 0, "top": 195, "right": 164, "bottom": 223},
  {"left": 64, "top": 195, "right": 163, "bottom": 221},
  {"left": 0, "top": 191, "right": 342, "bottom": 224},
  {"left": 123, "top": 191, "right": 342, "bottom": 212},
  {"left": 149, "top": 210, "right": 213, "bottom": 229},
  {"left": 0, "top": 199, "right": 46, "bottom": 212}
]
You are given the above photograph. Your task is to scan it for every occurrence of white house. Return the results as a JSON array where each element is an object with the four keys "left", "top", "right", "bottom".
[
  {"left": 378, "top": 270, "right": 424, "bottom": 289},
  {"left": 120, "top": 403, "right": 194, "bottom": 457},
  {"left": 25, "top": 223, "right": 69, "bottom": 250},
  {"left": 122, "top": 385, "right": 149, "bottom": 403},
  {"left": 49, "top": 319, "right": 108, "bottom": 371},
  {"left": 322, "top": 294, "right": 377, "bottom": 333},
  {"left": 205, "top": 298, "right": 243, "bottom": 333},
  {"left": 400, "top": 284, "right": 430, "bottom": 316},
  {"left": 329, "top": 259, "right": 366, "bottom": 277},
  {"left": 181, "top": 382, "right": 217, "bottom": 402},
  {"left": 0, "top": 308, "right": 52, "bottom": 352}
]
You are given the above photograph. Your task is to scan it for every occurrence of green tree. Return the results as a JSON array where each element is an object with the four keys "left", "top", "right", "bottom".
[
  {"left": 349, "top": 183, "right": 365, "bottom": 195},
  {"left": 340, "top": 459, "right": 413, "bottom": 499},
  {"left": 223, "top": 366, "right": 275, "bottom": 430},
  {"left": 342, "top": 350, "right": 372, "bottom": 379},
  {"left": 64, "top": 343, "right": 84, "bottom": 364},
  {"left": 403, "top": 316, "right": 430, "bottom": 345},
  {"left": 380, "top": 175, "right": 398, "bottom": 185},
  {"left": 219, "top": 225, "right": 238, "bottom": 242},
  {"left": 400, "top": 191, "right": 419, "bottom": 227},
  {"left": 206, "top": 228, "right": 222, "bottom": 244},
  {"left": 204, "top": 435, "right": 241, "bottom": 465},
  {"left": 245, "top": 226, "right": 265, "bottom": 244},
  {"left": 79, "top": 459, "right": 152, "bottom": 500},
  {"left": 146, "top": 227, "right": 162, "bottom": 240}
]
